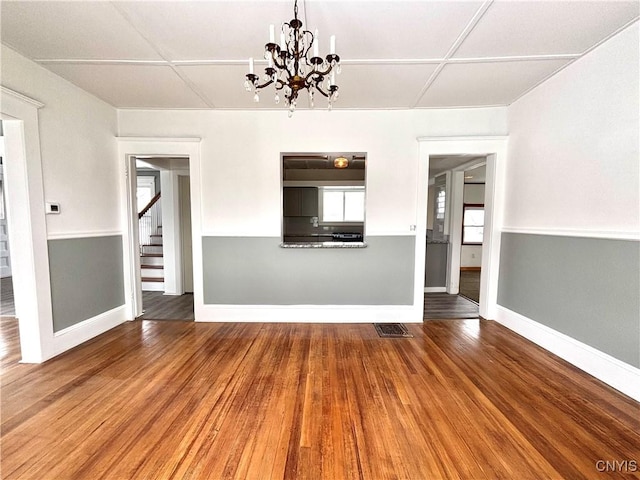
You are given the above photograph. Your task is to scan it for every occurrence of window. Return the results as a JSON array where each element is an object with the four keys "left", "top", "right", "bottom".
[
  {"left": 321, "top": 186, "right": 365, "bottom": 222},
  {"left": 436, "top": 189, "right": 446, "bottom": 220},
  {"left": 462, "top": 204, "right": 484, "bottom": 244}
]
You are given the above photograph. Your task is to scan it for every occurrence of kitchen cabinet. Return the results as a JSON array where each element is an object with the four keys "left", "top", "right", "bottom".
[{"left": 283, "top": 187, "right": 318, "bottom": 217}]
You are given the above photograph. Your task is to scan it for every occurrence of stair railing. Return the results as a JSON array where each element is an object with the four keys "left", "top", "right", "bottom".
[{"left": 138, "top": 192, "right": 161, "bottom": 256}]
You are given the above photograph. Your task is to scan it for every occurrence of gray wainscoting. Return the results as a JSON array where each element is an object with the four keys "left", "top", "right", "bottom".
[
  {"left": 203, "top": 236, "right": 415, "bottom": 305},
  {"left": 497, "top": 232, "right": 640, "bottom": 367},
  {"left": 425, "top": 242, "right": 448, "bottom": 287},
  {"left": 48, "top": 235, "right": 125, "bottom": 332}
]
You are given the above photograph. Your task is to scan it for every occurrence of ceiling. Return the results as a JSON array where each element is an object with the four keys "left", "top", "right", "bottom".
[{"left": 1, "top": 1, "right": 638, "bottom": 110}]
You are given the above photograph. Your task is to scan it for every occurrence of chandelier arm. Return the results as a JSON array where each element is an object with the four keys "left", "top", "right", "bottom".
[
  {"left": 254, "top": 77, "right": 277, "bottom": 90},
  {"left": 303, "top": 65, "right": 332, "bottom": 82},
  {"left": 300, "top": 30, "right": 314, "bottom": 60},
  {"left": 314, "top": 84, "right": 330, "bottom": 98}
]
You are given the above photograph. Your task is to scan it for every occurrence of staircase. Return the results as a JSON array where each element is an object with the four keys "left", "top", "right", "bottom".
[
  {"left": 139, "top": 191, "right": 164, "bottom": 292},
  {"left": 141, "top": 226, "right": 164, "bottom": 291}
]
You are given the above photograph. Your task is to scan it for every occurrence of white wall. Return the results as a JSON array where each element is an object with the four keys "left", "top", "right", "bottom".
[
  {"left": 1, "top": 46, "right": 122, "bottom": 362},
  {"left": 118, "top": 108, "right": 507, "bottom": 238},
  {"left": 1, "top": 45, "right": 119, "bottom": 238},
  {"left": 500, "top": 22, "right": 640, "bottom": 400},
  {"left": 505, "top": 23, "right": 639, "bottom": 236}
]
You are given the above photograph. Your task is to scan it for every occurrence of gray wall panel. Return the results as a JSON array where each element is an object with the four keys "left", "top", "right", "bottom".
[
  {"left": 203, "top": 236, "right": 415, "bottom": 305},
  {"left": 48, "top": 235, "right": 125, "bottom": 332},
  {"left": 498, "top": 233, "right": 640, "bottom": 367},
  {"left": 425, "top": 242, "right": 448, "bottom": 287}
]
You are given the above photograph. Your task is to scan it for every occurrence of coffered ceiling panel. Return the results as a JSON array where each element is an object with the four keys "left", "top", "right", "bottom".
[
  {"left": 417, "top": 59, "right": 572, "bottom": 108},
  {"left": 454, "top": 0, "right": 639, "bottom": 58},
  {"left": 0, "top": 1, "right": 162, "bottom": 60},
  {"left": 44, "top": 64, "right": 209, "bottom": 108},
  {"left": 326, "top": 63, "right": 439, "bottom": 109},
  {"left": 116, "top": 1, "right": 295, "bottom": 61},
  {"left": 178, "top": 64, "right": 288, "bottom": 109},
  {"left": 304, "top": 1, "right": 484, "bottom": 59}
]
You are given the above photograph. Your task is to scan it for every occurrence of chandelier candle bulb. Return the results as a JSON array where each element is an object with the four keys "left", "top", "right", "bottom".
[
  {"left": 330, "top": 35, "right": 335, "bottom": 54},
  {"left": 280, "top": 32, "right": 286, "bottom": 50},
  {"left": 269, "top": 24, "right": 275, "bottom": 43},
  {"left": 314, "top": 29, "right": 319, "bottom": 57}
]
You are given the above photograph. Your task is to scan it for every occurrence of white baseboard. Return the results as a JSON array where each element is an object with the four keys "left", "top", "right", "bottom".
[
  {"left": 495, "top": 305, "right": 640, "bottom": 402},
  {"left": 196, "top": 304, "right": 421, "bottom": 323},
  {"left": 424, "top": 287, "right": 447, "bottom": 293},
  {"left": 52, "top": 305, "right": 127, "bottom": 357}
]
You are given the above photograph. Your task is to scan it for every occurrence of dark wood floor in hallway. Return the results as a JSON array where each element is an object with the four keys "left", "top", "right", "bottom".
[
  {"left": 424, "top": 292, "right": 479, "bottom": 319},
  {"left": 1, "top": 318, "right": 638, "bottom": 479},
  {"left": 142, "top": 291, "right": 194, "bottom": 321}
]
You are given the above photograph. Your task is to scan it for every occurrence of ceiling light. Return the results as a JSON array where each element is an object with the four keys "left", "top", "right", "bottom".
[
  {"left": 244, "top": 0, "right": 341, "bottom": 116},
  {"left": 334, "top": 156, "right": 349, "bottom": 169}
]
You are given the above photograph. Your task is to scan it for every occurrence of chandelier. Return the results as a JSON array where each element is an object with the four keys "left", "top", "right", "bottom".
[{"left": 244, "top": 0, "right": 341, "bottom": 115}]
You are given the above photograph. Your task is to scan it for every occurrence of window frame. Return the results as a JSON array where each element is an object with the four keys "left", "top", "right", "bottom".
[{"left": 462, "top": 203, "right": 485, "bottom": 245}]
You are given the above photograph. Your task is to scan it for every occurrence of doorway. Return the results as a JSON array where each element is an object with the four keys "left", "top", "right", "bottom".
[
  {"left": 134, "top": 157, "right": 193, "bottom": 320},
  {"left": 0, "top": 132, "right": 15, "bottom": 317},
  {"left": 417, "top": 137, "right": 507, "bottom": 322},
  {"left": 458, "top": 163, "right": 486, "bottom": 304},
  {"left": 119, "top": 143, "right": 200, "bottom": 323}
]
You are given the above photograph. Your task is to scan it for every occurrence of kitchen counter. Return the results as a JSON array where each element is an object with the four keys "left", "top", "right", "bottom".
[{"left": 281, "top": 241, "right": 367, "bottom": 248}]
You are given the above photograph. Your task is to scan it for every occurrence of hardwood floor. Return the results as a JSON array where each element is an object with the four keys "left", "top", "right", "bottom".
[
  {"left": 142, "top": 291, "right": 194, "bottom": 321},
  {"left": 1, "top": 276, "right": 15, "bottom": 317},
  {"left": 2, "top": 318, "right": 638, "bottom": 479},
  {"left": 424, "top": 292, "right": 479, "bottom": 319},
  {"left": 459, "top": 270, "right": 480, "bottom": 304}
]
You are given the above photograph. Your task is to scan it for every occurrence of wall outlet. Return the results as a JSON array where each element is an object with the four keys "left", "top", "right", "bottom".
[{"left": 45, "top": 202, "right": 61, "bottom": 214}]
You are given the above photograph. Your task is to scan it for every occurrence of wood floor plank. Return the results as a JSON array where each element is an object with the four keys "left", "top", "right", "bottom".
[{"left": 1, "top": 318, "right": 639, "bottom": 479}]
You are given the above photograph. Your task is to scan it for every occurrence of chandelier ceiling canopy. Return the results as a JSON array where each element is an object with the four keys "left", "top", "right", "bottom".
[{"left": 244, "top": 0, "right": 341, "bottom": 115}]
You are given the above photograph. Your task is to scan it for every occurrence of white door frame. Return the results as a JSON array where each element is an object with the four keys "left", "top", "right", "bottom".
[
  {"left": 416, "top": 136, "right": 508, "bottom": 320},
  {"left": 1, "top": 87, "right": 54, "bottom": 363},
  {"left": 117, "top": 138, "right": 202, "bottom": 320}
]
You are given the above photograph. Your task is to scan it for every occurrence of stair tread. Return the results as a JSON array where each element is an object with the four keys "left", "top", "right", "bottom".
[
  {"left": 141, "top": 253, "right": 163, "bottom": 257},
  {"left": 141, "top": 265, "right": 164, "bottom": 269},
  {"left": 142, "top": 277, "right": 164, "bottom": 282}
]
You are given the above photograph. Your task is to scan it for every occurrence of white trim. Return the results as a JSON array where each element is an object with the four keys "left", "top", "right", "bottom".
[
  {"left": 417, "top": 135, "right": 508, "bottom": 142},
  {"left": 47, "top": 230, "right": 124, "bottom": 240},
  {"left": 1, "top": 86, "right": 44, "bottom": 109},
  {"left": 1, "top": 86, "right": 54, "bottom": 363},
  {"left": 52, "top": 305, "right": 127, "bottom": 356},
  {"left": 424, "top": 287, "right": 447, "bottom": 293},
  {"left": 116, "top": 136, "right": 201, "bottom": 143},
  {"left": 416, "top": 136, "right": 508, "bottom": 321},
  {"left": 117, "top": 138, "right": 202, "bottom": 321},
  {"left": 495, "top": 305, "right": 640, "bottom": 402},
  {"left": 501, "top": 227, "right": 640, "bottom": 242},
  {"left": 196, "top": 304, "right": 419, "bottom": 323}
]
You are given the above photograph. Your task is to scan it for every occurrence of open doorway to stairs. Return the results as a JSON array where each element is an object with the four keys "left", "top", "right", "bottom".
[{"left": 133, "top": 156, "right": 194, "bottom": 321}]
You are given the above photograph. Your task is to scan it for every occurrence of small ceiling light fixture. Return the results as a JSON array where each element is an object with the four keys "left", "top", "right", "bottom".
[
  {"left": 244, "top": 0, "right": 341, "bottom": 116},
  {"left": 333, "top": 156, "right": 349, "bottom": 169}
]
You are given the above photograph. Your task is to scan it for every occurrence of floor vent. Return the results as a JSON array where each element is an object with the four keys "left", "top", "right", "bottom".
[{"left": 374, "top": 323, "right": 413, "bottom": 338}]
